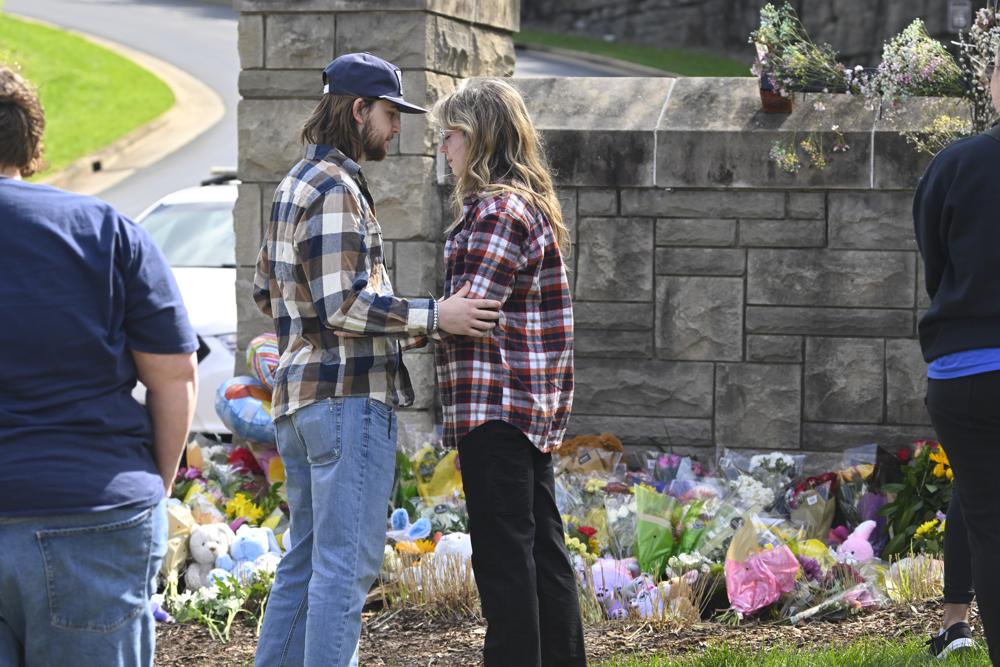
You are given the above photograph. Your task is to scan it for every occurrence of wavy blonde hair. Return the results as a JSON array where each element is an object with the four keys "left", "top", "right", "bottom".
[{"left": 432, "top": 78, "right": 569, "bottom": 252}]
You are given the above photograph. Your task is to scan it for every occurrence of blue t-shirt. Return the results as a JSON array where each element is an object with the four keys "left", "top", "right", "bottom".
[
  {"left": 928, "top": 348, "right": 1000, "bottom": 379},
  {"left": 0, "top": 179, "right": 198, "bottom": 516}
]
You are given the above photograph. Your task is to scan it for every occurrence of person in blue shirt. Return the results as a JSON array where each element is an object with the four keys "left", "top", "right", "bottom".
[
  {"left": 914, "top": 42, "right": 1000, "bottom": 663},
  {"left": 0, "top": 66, "right": 198, "bottom": 666}
]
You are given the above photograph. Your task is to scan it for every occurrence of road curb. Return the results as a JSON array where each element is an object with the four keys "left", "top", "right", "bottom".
[
  {"left": 514, "top": 43, "right": 674, "bottom": 77},
  {"left": 12, "top": 13, "right": 225, "bottom": 197}
]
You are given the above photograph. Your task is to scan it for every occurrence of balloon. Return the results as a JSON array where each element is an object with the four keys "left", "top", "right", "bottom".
[{"left": 215, "top": 376, "right": 275, "bottom": 444}]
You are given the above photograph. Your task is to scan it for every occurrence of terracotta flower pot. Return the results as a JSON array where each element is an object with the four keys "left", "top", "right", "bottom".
[{"left": 759, "top": 76, "right": 793, "bottom": 113}]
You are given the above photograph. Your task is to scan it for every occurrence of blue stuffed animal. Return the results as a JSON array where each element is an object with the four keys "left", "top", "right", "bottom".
[{"left": 216, "top": 524, "right": 283, "bottom": 585}]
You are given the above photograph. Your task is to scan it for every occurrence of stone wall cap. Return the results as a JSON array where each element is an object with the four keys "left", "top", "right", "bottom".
[{"left": 500, "top": 76, "right": 675, "bottom": 131}]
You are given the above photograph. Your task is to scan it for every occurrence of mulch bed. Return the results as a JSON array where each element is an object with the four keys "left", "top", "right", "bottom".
[{"left": 154, "top": 599, "right": 975, "bottom": 666}]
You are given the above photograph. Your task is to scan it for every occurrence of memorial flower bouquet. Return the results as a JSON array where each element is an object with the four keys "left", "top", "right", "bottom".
[
  {"left": 605, "top": 492, "right": 637, "bottom": 559},
  {"left": 861, "top": 19, "right": 965, "bottom": 107},
  {"left": 749, "top": 2, "right": 848, "bottom": 96},
  {"left": 911, "top": 511, "right": 947, "bottom": 556},
  {"left": 634, "top": 486, "right": 709, "bottom": 578},
  {"left": 879, "top": 440, "right": 953, "bottom": 557}
]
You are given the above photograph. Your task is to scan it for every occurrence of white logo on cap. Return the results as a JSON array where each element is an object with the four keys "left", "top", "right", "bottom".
[{"left": 394, "top": 68, "right": 403, "bottom": 94}]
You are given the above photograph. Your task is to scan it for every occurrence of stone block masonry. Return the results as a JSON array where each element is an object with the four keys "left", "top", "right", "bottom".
[
  {"left": 498, "top": 76, "right": 937, "bottom": 463},
  {"left": 236, "top": 5, "right": 937, "bottom": 462}
]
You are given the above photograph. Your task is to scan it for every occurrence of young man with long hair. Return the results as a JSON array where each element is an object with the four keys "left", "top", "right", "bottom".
[
  {"left": 433, "top": 78, "right": 587, "bottom": 667},
  {"left": 253, "top": 53, "right": 500, "bottom": 667}
]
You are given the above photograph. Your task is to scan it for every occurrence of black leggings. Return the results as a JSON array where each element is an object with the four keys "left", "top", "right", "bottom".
[
  {"left": 458, "top": 420, "right": 586, "bottom": 667},
  {"left": 944, "top": 481, "right": 974, "bottom": 605},
  {"left": 927, "top": 371, "right": 1000, "bottom": 663}
]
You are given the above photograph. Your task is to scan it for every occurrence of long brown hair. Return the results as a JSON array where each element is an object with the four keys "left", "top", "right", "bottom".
[
  {"left": 0, "top": 67, "right": 46, "bottom": 177},
  {"left": 432, "top": 79, "right": 569, "bottom": 253},
  {"left": 300, "top": 94, "right": 376, "bottom": 162}
]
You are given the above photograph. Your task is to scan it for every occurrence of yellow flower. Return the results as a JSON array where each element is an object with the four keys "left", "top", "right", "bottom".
[
  {"left": 929, "top": 446, "right": 953, "bottom": 480},
  {"left": 588, "top": 537, "right": 600, "bottom": 554},
  {"left": 564, "top": 535, "right": 586, "bottom": 556},
  {"left": 225, "top": 492, "right": 264, "bottom": 523},
  {"left": 395, "top": 541, "right": 422, "bottom": 555},
  {"left": 414, "top": 539, "right": 436, "bottom": 554},
  {"left": 915, "top": 519, "right": 938, "bottom": 538}
]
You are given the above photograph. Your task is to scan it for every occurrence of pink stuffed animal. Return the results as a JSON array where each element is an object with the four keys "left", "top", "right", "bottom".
[{"left": 836, "top": 520, "right": 876, "bottom": 563}]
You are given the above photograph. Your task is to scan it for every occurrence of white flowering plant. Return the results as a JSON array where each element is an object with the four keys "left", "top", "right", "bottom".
[
  {"left": 731, "top": 474, "right": 776, "bottom": 510},
  {"left": 748, "top": 451, "right": 802, "bottom": 490},
  {"left": 167, "top": 570, "right": 274, "bottom": 642},
  {"left": 859, "top": 19, "right": 965, "bottom": 107}
]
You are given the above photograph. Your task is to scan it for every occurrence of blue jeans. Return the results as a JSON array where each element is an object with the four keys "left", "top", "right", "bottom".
[
  {"left": 0, "top": 500, "right": 167, "bottom": 667},
  {"left": 256, "top": 397, "right": 397, "bottom": 667}
]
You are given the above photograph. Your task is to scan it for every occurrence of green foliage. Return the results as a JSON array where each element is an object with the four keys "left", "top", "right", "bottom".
[
  {"left": 0, "top": 12, "right": 174, "bottom": 177},
  {"left": 513, "top": 30, "right": 748, "bottom": 77},
  {"left": 595, "top": 635, "right": 989, "bottom": 666},
  {"left": 256, "top": 481, "right": 285, "bottom": 519},
  {"left": 168, "top": 572, "right": 274, "bottom": 642},
  {"left": 879, "top": 444, "right": 952, "bottom": 559},
  {"left": 392, "top": 449, "right": 419, "bottom": 517}
]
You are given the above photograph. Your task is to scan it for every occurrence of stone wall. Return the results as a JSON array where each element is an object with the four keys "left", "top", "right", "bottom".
[
  {"left": 522, "top": 0, "right": 962, "bottom": 68},
  {"left": 493, "top": 76, "right": 937, "bottom": 469},
  {"left": 233, "top": 0, "right": 518, "bottom": 437},
  {"left": 235, "top": 3, "right": 938, "bottom": 466}
]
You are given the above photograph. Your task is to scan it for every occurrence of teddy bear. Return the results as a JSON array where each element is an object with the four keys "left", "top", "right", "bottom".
[
  {"left": 216, "top": 524, "right": 282, "bottom": 585},
  {"left": 185, "top": 522, "right": 236, "bottom": 590},
  {"left": 835, "top": 520, "right": 877, "bottom": 563}
]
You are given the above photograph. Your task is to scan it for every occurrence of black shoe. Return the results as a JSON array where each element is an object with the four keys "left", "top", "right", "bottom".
[{"left": 928, "top": 622, "right": 976, "bottom": 659}]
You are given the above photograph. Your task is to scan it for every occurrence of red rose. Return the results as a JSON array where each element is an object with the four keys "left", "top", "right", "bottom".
[
  {"left": 228, "top": 447, "right": 264, "bottom": 475},
  {"left": 577, "top": 526, "right": 597, "bottom": 538},
  {"left": 896, "top": 447, "right": 911, "bottom": 463}
]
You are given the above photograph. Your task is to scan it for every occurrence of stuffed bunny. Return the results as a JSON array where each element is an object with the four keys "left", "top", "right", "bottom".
[
  {"left": 835, "top": 520, "right": 876, "bottom": 563},
  {"left": 590, "top": 559, "right": 633, "bottom": 620}
]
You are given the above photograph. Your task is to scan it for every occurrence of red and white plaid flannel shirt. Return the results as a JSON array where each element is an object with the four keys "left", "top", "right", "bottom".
[{"left": 434, "top": 190, "right": 574, "bottom": 452}]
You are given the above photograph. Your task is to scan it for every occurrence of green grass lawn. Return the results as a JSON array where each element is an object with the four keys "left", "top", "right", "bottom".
[
  {"left": 514, "top": 29, "right": 750, "bottom": 77},
  {"left": 596, "top": 636, "right": 989, "bottom": 666},
  {"left": 0, "top": 11, "right": 174, "bottom": 177}
]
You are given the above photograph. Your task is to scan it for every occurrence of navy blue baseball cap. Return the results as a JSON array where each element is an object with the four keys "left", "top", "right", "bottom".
[{"left": 322, "top": 52, "right": 426, "bottom": 114}]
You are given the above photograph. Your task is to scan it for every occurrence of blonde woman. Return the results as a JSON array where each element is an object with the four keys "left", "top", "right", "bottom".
[{"left": 433, "top": 79, "right": 586, "bottom": 666}]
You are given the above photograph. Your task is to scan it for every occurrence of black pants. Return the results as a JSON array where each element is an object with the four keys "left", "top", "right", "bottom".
[
  {"left": 928, "top": 371, "right": 1000, "bottom": 663},
  {"left": 458, "top": 420, "right": 586, "bottom": 667},
  {"left": 944, "top": 480, "right": 974, "bottom": 605}
]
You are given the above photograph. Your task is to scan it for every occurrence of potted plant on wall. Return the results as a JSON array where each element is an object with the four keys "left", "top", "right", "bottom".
[{"left": 750, "top": 2, "right": 849, "bottom": 113}]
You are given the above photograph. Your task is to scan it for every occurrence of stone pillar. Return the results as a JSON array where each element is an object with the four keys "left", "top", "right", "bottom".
[{"left": 234, "top": 1, "right": 518, "bottom": 432}]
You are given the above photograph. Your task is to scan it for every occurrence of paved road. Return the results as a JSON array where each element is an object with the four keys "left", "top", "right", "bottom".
[
  {"left": 7, "top": 0, "right": 238, "bottom": 217},
  {"left": 5, "top": 1, "right": 630, "bottom": 216}
]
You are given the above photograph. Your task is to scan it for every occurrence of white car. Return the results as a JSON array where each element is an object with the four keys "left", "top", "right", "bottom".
[{"left": 132, "top": 177, "right": 239, "bottom": 436}]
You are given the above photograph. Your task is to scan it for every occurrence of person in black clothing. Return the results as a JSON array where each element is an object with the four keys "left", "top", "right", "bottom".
[
  {"left": 928, "top": 486, "right": 977, "bottom": 658},
  {"left": 913, "top": 41, "right": 1000, "bottom": 663}
]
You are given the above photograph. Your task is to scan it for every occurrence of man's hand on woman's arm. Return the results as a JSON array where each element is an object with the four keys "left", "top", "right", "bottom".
[{"left": 437, "top": 281, "right": 501, "bottom": 337}]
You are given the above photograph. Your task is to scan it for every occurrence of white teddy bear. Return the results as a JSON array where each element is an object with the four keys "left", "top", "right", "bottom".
[{"left": 185, "top": 522, "right": 236, "bottom": 590}]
